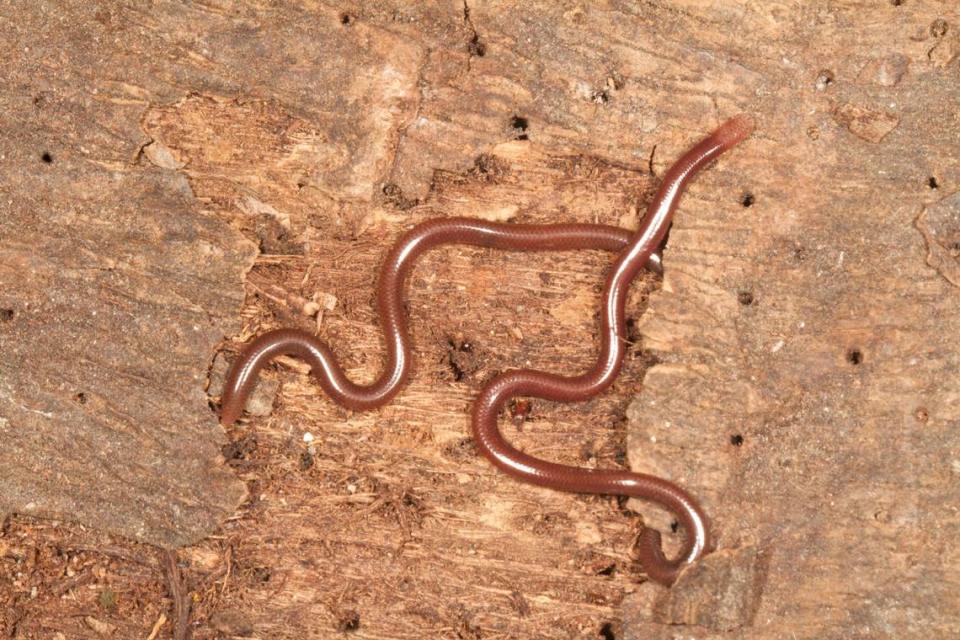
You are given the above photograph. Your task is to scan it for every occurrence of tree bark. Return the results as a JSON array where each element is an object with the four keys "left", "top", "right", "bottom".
[{"left": 1, "top": 1, "right": 958, "bottom": 638}]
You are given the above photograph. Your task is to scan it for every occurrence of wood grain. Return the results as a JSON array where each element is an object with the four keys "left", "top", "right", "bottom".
[{"left": 2, "top": 1, "right": 958, "bottom": 638}]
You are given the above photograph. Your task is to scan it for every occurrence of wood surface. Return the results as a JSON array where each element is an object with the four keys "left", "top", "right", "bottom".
[{"left": 1, "top": 1, "right": 958, "bottom": 638}]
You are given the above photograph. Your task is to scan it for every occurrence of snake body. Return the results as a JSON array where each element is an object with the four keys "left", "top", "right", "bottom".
[{"left": 219, "top": 115, "right": 755, "bottom": 585}]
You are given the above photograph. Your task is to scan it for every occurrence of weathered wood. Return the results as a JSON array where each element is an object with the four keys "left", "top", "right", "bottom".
[
  {"left": 2, "top": 1, "right": 959, "bottom": 638},
  {"left": 0, "top": 60, "right": 253, "bottom": 545},
  {"left": 622, "top": 1, "right": 960, "bottom": 638},
  {"left": 0, "top": 0, "right": 420, "bottom": 547}
]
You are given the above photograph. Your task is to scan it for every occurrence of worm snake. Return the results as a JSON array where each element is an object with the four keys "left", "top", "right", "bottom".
[{"left": 219, "top": 114, "right": 754, "bottom": 585}]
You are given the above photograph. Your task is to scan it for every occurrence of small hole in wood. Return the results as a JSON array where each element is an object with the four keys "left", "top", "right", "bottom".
[
  {"left": 337, "top": 610, "right": 360, "bottom": 632},
  {"left": 670, "top": 520, "right": 679, "bottom": 533},
  {"left": 510, "top": 115, "right": 529, "bottom": 140},
  {"left": 616, "top": 495, "right": 640, "bottom": 517},
  {"left": 846, "top": 348, "right": 863, "bottom": 365},
  {"left": 74, "top": 392, "right": 88, "bottom": 405},
  {"left": 815, "top": 69, "right": 834, "bottom": 91},
  {"left": 928, "top": 176, "right": 939, "bottom": 190},
  {"left": 597, "top": 563, "right": 617, "bottom": 576},
  {"left": 737, "top": 291, "right": 754, "bottom": 306},
  {"left": 741, "top": 192, "right": 755, "bottom": 207},
  {"left": 0, "top": 309, "right": 13, "bottom": 322},
  {"left": 931, "top": 19, "right": 949, "bottom": 38},
  {"left": 730, "top": 434, "right": 744, "bottom": 447},
  {"left": 340, "top": 12, "right": 354, "bottom": 25},
  {"left": 599, "top": 622, "right": 616, "bottom": 640},
  {"left": 468, "top": 34, "right": 486, "bottom": 57},
  {"left": 41, "top": 151, "right": 53, "bottom": 163},
  {"left": 299, "top": 451, "right": 314, "bottom": 471},
  {"left": 625, "top": 316, "right": 643, "bottom": 343},
  {"left": 890, "top": 0, "right": 904, "bottom": 6}
]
